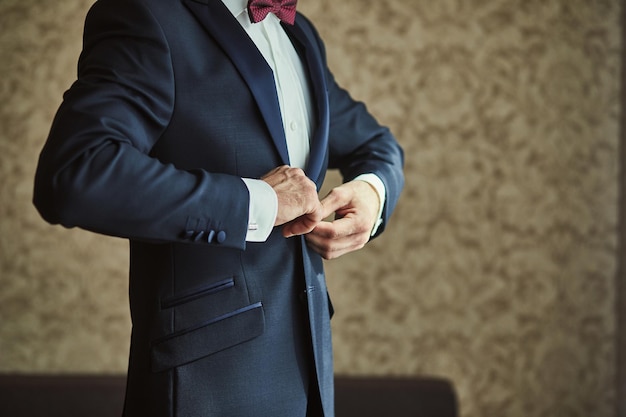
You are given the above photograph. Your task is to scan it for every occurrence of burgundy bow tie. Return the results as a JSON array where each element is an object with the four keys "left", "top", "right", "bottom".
[{"left": 247, "top": 0, "right": 297, "bottom": 25}]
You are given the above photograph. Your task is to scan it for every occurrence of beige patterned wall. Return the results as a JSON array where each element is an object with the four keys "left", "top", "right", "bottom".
[{"left": 0, "top": 0, "right": 622, "bottom": 416}]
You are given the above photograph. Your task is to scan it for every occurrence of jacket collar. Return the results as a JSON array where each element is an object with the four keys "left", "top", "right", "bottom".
[{"left": 219, "top": 0, "right": 247, "bottom": 17}]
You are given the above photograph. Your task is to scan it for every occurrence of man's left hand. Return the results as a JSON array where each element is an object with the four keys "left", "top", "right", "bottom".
[{"left": 305, "top": 180, "right": 380, "bottom": 260}]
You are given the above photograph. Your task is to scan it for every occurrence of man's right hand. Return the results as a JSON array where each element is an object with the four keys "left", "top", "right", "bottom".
[{"left": 261, "top": 165, "right": 323, "bottom": 238}]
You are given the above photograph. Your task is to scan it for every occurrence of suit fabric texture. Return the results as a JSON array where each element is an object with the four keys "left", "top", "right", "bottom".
[{"left": 33, "top": 0, "right": 404, "bottom": 415}]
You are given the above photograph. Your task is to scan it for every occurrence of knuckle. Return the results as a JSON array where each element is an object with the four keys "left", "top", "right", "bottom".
[
  {"left": 327, "top": 229, "right": 341, "bottom": 240},
  {"left": 328, "top": 187, "right": 347, "bottom": 203},
  {"left": 275, "top": 165, "right": 289, "bottom": 175},
  {"left": 333, "top": 187, "right": 348, "bottom": 197},
  {"left": 319, "top": 246, "right": 334, "bottom": 260}
]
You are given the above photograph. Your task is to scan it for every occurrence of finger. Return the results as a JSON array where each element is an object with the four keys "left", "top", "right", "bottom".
[
  {"left": 283, "top": 215, "right": 320, "bottom": 237},
  {"left": 260, "top": 165, "right": 288, "bottom": 184},
  {"left": 305, "top": 227, "right": 366, "bottom": 260},
  {"left": 306, "top": 219, "right": 352, "bottom": 250},
  {"left": 319, "top": 187, "right": 352, "bottom": 219},
  {"left": 308, "top": 215, "right": 359, "bottom": 239},
  {"left": 283, "top": 203, "right": 325, "bottom": 237},
  {"left": 307, "top": 214, "right": 373, "bottom": 257},
  {"left": 306, "top": 241, "right": 350, "bottom": 260}
]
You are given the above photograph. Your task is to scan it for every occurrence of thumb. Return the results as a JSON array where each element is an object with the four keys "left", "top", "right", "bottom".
[
  {"left": 282, "top": 216, "right": 317, "bottom": 237},
  {"left": 319, "top": 187, "right": 350, "bottom": 219}
]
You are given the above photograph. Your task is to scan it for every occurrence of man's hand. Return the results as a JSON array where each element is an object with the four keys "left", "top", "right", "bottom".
[
  {"left": 262, "top": 166, "right": 324, "bottom": 237},
  {"left": 305, "top": 180, "right": 380, "bottom": 260}
]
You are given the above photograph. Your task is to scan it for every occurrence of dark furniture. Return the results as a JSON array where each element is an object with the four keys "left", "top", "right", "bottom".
[
  {"left": 335, "top": 376, "right": 458, "bottom": 417},
  {"left": 0, "top": 374, "right": 458, "bottom": 416}
]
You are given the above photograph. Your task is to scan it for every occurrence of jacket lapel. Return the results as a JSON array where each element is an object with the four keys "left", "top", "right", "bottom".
[
  {"left": 182, "top": 0, "right": 331, "bottom": 183},
  {"left": 182, "top": 0, "right": 290, "bottom": 166},
  {"left": 282, "top": 21, "right": 330, "bottom": 185}
]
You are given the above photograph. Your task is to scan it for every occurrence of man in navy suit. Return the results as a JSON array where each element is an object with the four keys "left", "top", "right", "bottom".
[{"left": 33, "top": 0, "right": 404, "bottom": 415}]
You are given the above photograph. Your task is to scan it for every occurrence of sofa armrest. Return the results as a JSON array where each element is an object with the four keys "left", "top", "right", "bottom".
[{"left": 334, "top": 375, "right": 458, "bottom": 417}]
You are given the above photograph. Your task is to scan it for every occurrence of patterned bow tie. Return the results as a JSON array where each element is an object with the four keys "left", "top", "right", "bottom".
[{"left": 247, "top": 0, "right": 298, "bottom": 25}]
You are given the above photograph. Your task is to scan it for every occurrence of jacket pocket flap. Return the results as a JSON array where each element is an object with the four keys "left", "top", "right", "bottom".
[{"left": 150, "top": 302, "right": 264, "bottom": 372}]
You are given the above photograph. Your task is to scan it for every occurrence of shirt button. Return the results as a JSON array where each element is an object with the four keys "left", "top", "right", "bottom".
[{"left": 290, "top": 121, "right": 298, "bottom": 131}]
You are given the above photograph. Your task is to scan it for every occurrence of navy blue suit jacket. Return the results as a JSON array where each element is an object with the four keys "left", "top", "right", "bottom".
[{"left": 33, "top": 0, "right": 404, "bottom": 415}]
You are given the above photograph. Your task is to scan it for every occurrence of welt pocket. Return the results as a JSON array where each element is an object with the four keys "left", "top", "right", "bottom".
[
  {"left": 150, "top": 302, "right": 264, "bottom": 372},
  {"left": 161, "top": 278, "right": 235, "bottom": 309}
]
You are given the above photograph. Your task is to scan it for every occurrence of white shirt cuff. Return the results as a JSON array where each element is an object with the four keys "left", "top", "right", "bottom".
[
  {"left": 241, "top": 178, "right": 278, "bottom": 242},
  {"left": 353, "top": 173, "right": 386, "bottom": 236}
]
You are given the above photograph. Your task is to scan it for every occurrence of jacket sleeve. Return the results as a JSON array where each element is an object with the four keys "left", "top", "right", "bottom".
[
  {"left": 302, "top": 17, "right": 405, "bottom": 238},
  {"left": 326, "top": 72, "right": 405, "bottom": 238},
  {"left": 33, "top": 0, "right": 250, "bottom": 249}
]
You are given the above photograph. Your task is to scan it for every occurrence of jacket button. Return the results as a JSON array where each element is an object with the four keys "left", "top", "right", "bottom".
[
  {"left": 183, "top": 230, "right": 194, "bottom": 240},
  {"left": 217, "top": 231, "right": 226, "bottom": 243},
  {"left": 193, "top": 231, "right": 205, "bottom": 242},
  {"left": 206, "top": 230, "right": 216, "bottom": 243}
]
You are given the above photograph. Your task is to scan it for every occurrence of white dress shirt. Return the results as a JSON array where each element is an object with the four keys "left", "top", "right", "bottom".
[{"left": 220, "top": 0, "right": 385, "bottom": 241}]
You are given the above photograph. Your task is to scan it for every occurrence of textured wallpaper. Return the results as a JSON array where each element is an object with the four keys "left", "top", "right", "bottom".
[{"left": 0, "top": 0, "right": 622, "bottom": 416}]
